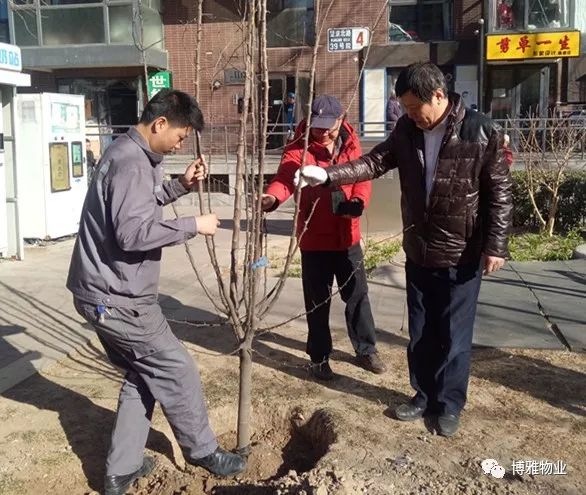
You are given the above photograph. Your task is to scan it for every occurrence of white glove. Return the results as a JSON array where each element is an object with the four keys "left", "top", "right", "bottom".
[{"left": 293, "top": 166, "right": 328, "bottom": 188}]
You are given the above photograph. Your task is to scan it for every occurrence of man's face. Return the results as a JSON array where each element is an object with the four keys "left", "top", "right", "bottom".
[
  {"left": 152, "top": 118, "right": 191, "bottom": 154},
  {"left": 400, "top": 89, "right": 447, "bottom": 130},
  {"left": 310, "top": 118, "right": 342, "bottom": 146}
]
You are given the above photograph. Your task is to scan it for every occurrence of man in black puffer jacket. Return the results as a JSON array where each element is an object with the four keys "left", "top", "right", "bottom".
[{"left": 296, "top": 62, "right": 513, "bottom": 437}]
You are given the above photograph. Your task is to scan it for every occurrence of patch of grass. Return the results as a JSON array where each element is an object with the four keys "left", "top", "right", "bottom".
[
  {"left": 363, "top": 239, "right": 402, "bottom": 271},
  {"left": 509, "top": 231, "right": 583, "bottom": 261},
  {"left": 286, "top": 265, "right": 302, "bottom": 278},
  {"left": 272, "top": 240, "right": 402, "bottom": 278},
  {"left": 272, "top": 255, "right": 301, "bottom": 278}
]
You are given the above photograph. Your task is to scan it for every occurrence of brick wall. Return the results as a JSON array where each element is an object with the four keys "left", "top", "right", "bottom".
[{"left": 164, "top": 0, "right": 390, "bottom": 127}]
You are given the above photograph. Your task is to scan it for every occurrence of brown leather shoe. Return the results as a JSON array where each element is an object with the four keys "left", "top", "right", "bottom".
[{"left": 355, "top": 352, "right": 387, "bottom": 374}]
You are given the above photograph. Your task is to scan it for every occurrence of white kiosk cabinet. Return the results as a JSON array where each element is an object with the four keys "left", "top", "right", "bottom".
[{"left": 16, "top": 93, "right": 87, "bottom": 240}]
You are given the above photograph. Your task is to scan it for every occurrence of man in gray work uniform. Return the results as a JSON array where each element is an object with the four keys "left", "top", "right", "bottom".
[{"left": 67, "top": 89, "right": 245, "bottom": 495}]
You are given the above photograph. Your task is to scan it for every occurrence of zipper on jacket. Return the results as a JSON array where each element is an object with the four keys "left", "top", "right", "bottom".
[{"left": 425, "top": 108, "right": 464, "bottom": 211}]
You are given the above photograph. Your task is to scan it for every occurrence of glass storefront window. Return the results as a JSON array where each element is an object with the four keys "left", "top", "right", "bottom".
[
  {"left": 267, "top": 0, "right": 315, "bottom": 47},
  {"left": 0, "top": 0, "right": 9, "bottom": 43},
  {"left": 10, "top": 0, "right": 164, "bottom": 48},
  {"left": 12, "top": 8, "right": 39, "bottom": 46},
  {"left": 489, "top": 0, "right": 570, "bottom": 33},
  {"left": 42, "top": 7, "right": 105, "bottom": 45},
  {"left": 202, "top": 0, "right": 246, "bottom": 22},
  {"left": 109, "top": 5, "right": 133, "bottom": 43},
  {"left": 390, "top": 4, "right": 418, "bottom": 41},
  {"left": 389, "top": 0, "right": 452, "bottom": 42},
  {"left": 142, "top": 6, "right": 163, "bottom": 49}
]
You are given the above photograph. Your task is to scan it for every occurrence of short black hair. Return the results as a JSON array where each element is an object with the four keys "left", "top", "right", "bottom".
[
  {"left": 139, "top": 89, "right": 204, "bottom": 130},
  {"left": 395, "top": 62, "right": 448, "bottom": 103}
]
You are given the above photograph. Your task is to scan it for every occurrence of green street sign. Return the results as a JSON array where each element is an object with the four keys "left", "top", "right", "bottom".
[{"left": 147, "top": 71, "right": 172, "bottom": 99}]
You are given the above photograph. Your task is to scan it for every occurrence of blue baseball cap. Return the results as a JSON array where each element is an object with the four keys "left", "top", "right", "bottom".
[{"left": 310, "top": 95, "right": 343, "bottom": 129}]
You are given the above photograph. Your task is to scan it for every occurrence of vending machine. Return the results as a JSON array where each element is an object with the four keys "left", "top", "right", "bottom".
[{"left": 16, "top": 93, "right": 87, "bottom": 240}]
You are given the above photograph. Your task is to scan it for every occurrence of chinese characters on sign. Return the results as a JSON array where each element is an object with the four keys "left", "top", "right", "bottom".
[
  {"left": 0, "top": 42, "right": 22, "bottom": 72},
  {"left": 224, "top": 68, "right": 246, "bottom": 85},
  {"left": 327, "top": 27, "right": 370, "bottom": 52},
  {"left": 147, "top": 71, "right": 172, "bottom": 99},
  {"left": 486, "top": 31, "right": 580, "bottom": 60},
  {"left": 49, "top": 143, "right": 71, "bottom": 193}
]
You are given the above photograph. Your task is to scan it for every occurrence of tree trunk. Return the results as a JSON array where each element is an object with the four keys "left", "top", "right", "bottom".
[
  {"left": 236, "top": 341, "right": 253, "bottom": 454},
  {"left": 545, "top": 192, "right": 559, "bottom": 237}
]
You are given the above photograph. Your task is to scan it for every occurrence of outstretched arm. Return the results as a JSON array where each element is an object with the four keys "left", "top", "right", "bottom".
[
  {"left": 263, "top": 152, "right": 301, "bottom": 211},
  {"left": 297, "top": 129, "right": 399, "bottom": 188}
]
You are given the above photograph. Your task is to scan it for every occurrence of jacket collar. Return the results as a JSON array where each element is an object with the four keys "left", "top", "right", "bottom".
[
  {"left": 446, "top": 92, "right": 466, "bottom": 127},
  {"left": 127, "top": 127, "right": 165, "bottom": 166},
  {"left": 407, "top": 92, "right": 465, "bottom": 174}
]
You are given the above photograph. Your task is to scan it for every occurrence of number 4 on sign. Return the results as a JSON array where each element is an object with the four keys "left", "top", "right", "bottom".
[{"left": 352, "top": 28, "right": 370, "bottom": 50}]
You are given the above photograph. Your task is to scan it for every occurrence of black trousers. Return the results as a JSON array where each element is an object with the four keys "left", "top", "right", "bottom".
[
  {"left": 301, "top": 244, "right": 377, "bottom": 362},
  {"left": 405, "top": 259, "right": 483, "bottom": 415}
]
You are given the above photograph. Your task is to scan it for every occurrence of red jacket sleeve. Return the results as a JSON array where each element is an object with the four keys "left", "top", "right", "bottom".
[
  {"left": 350, "top": 179, "right": 372, "bottom": 209},
  {"left": 265, "top": 149, "right": 300, "bottom": 204},
  {"left": 346, "top": 139, "right": 372, "bottom": 208}
]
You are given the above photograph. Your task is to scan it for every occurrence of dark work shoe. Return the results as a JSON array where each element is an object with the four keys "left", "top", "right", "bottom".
[
  {"left": 437, "top": 413, "right": 460, "bottom": 437},
  {"left": 104, "top": 456, "right": 155, "bottom": 495},
  {"left": 395, "top": 402, "right": 426, "bottom": 422},
  {"left": 309, "top": 360, "right": 334, "bottom": 381},
  {"left": 355, "top": 352, "right": 387, "bottom": 374},
  {"left": 190, "top": 447, "right": 246, "bottom": 477}
]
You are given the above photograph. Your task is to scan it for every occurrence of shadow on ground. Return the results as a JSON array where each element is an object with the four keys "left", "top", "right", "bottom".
[{"left": 162, "top": 294, "right": 586, "bottom": 419}]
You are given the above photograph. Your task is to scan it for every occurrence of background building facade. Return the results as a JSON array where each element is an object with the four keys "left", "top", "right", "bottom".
[{"left": 2, "top": 0, "right": 583, "bottom": 147}]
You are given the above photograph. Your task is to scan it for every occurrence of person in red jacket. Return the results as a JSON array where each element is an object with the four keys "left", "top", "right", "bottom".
[{"left": 262, "top": 95, "right": 386, "bottom": 380}]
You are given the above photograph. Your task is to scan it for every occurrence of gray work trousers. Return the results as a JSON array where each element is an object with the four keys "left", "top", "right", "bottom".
[{"left": 73, "top": 298, "right": 218, "bottom": 476}]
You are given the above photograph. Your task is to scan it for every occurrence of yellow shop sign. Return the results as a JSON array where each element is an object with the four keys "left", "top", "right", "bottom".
[{"left": 486, "top": 31, "right": 580, "bottom": 60}]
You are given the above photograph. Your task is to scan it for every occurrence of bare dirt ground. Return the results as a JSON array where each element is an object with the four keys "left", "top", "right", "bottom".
[{"left": 0, "top": 319, "right": 584, "bottom": 495}]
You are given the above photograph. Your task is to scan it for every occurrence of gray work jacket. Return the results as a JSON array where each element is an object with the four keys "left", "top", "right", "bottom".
[{"left": 67, "top": 127, "right": 196, "bottom": 308}]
